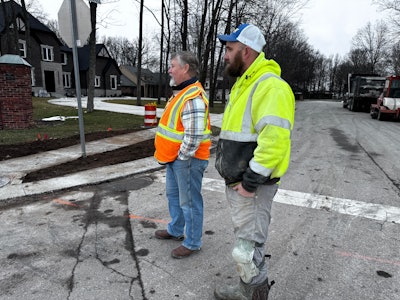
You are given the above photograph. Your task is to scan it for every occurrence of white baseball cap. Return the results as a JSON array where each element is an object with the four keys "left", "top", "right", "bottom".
[{"left": 218, "top": 23, "right": 266, "bottom": 53}]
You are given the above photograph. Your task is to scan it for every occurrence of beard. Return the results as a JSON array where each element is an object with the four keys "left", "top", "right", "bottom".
[
  {"left": 224, "top": 51, "right": 245, "bottom": 77},
  {"left": 169, "top": 77, "right": 176, "bottom": 87}
]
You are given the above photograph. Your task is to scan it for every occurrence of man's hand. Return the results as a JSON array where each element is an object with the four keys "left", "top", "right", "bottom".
[{"left": 232, "top": 182, "right": 255, "bottom": 198}]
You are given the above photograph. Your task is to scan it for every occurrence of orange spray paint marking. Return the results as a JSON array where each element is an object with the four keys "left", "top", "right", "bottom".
[
  {"left": 128, "top": 214, "right": 168, "bottom": 224},
  {"left": 337, "top": 251, "right": 400, "bottom": 266},
  {"left": 52, "top": 198, "right": 80, "bottom": 208}
]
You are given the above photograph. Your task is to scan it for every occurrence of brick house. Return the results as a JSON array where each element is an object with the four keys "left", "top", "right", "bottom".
[
  {"left": 0, "top": 0, "right": 64, "bottom": 96},
  {"left": 0, "top": 0, "right": 121, "bottom": 97}
]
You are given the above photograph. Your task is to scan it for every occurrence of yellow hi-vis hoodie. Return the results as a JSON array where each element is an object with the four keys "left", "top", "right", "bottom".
[{"left": 215, "top": 52, "right": 295, "bottom": 191}]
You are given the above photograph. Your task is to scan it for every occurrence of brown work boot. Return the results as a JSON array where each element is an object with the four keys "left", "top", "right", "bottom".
[
  {"left": 154, "top": 229, "right": 184, "bottom": 241},
  {"left": 171, "top": 245, "right": 200, "bottom": 259},
  {"left": 214, "top": 278, "right": 273, "bottom": 300}
]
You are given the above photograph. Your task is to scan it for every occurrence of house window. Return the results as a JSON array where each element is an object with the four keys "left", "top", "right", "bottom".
[
  {"left": 110, "top": 75, "right": 117, "bottom": 90},
  {"left": 17, "top": 17, "right": 26, "bottom": 31},
  {"left": 31, "top": 68, "right": 36, "bottom": 86},
  {"left": 41, "top": 45, "right": 54, "bottom": 61},
  {"left": 10, "top": 17, "right": 26, "bottom": 31},
  {"left": 19, "top": 40, "right": 26, "bottom": 58},
  {"left": 61, "top": 53, "right": 67, "bottom": 65},
  {"left": 95, "top": 76, "right": 101, "bottom": 87},
  {"left": 99, "top": 48, "right": 110, "bottom": 58},
  {"left": 63, "top": 72, "right": 71, "bottom": 88}
]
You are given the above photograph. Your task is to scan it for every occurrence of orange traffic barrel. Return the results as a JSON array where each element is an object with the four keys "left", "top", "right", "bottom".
[{"left": 144, "top": 103, "right": 158, "bottom": 127}]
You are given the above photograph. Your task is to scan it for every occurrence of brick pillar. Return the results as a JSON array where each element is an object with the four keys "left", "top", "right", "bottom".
[{"left": 0, "top": 55, "right": 33, "bottom": 129}]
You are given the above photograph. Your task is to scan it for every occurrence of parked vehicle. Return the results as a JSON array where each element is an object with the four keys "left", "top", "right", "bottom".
[
  {"left": 344, "top": 74, "right": 385, "bottom": 112},
  {"left": 370, "top": 76, "right": 400, "bottom": 121}
]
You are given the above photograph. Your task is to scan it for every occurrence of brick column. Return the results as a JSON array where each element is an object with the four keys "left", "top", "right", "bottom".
[{"left": 0, "top": 55, "right": 33, "bottom": 129}]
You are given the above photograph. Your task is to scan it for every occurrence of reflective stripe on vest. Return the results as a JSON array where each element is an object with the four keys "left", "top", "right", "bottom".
[
  {"left": 219, "top": 73, "right": 292, "bottom": 141},
  {"left": 166, "top": 85, "right": 202, "bottom": 129},
  {"left": 154, "top": 81, "right": 211, "bottom": 163},
  {"left": 157, "top": 84, "right": 210, "bottom": 142}
]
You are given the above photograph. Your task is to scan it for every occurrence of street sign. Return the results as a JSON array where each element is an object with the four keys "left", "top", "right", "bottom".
[{"left": 58, "top": 0, "right": 91, "bottom": 48}]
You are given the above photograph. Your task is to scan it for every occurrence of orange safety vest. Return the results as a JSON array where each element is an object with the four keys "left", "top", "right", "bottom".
[{"left": 154, "top": 81, "right": 211, "bottom": 163}]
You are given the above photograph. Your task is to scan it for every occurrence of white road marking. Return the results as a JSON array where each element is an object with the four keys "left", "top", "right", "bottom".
[
  {"left": 274, "top": 189, "right": 400, "bottom": 223},
  {"left": 200, "top": 177, "right": 400, "bottom": 224}
]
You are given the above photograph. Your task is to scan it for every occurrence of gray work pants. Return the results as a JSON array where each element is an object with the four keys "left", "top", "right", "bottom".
[{"left": 226, "top": 183, "right": 278, "bottom": 284}]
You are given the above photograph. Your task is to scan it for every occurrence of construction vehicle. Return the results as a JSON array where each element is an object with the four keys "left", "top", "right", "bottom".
[
  {"left": 345, "top": 74, "right": 385, "bottom": 112},
  {"left": 370, "top": 75, "right": 400, "bottom": 121}
]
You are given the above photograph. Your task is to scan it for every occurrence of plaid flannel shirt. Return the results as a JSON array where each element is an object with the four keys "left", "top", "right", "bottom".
[{"left": 178, "top": 97, "right": 207, "bottom": 160}]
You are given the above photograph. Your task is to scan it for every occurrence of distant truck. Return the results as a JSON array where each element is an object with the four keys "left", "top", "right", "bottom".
[
  {"left": 344, "top": 74, "right": 385, "bottom": 112},
  {"left": 370, "top": 75, "right": 400, "bottom": 121}
]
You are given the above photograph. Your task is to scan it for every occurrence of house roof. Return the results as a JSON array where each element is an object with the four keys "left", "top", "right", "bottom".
[
  {"left": 77, "top": 44, "right": 106, "bottom": 70},
  {"left": 61, "top": 44, "right": 121, "bottom": 74},
  {"left": 121, "top": 65, "right": 168, "bottom": 85},
  {"left": 0, "top": 1, "right": 54, "bottom": 34},
  {"left": 120, "top": 75, "right": 136, "bottom": 87}
]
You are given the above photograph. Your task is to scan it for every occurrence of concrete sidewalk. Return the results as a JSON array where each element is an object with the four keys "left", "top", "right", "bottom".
[
  {"left": 48, "top": 97, "right": 223, "bottom": 128},
  {"left": 0, "top": 129, "right": 220, "bottom": 204},
  {"left": 0, "top": 97, "right": 222, "bottom": 203},
  {"left": 0, "top": 128, "right": 161, "bottom": 202}
]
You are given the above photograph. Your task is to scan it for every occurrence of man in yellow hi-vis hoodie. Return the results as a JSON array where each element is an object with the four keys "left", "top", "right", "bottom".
[{"left": 214, "top": 24, "right": 295, "bottom": 300}]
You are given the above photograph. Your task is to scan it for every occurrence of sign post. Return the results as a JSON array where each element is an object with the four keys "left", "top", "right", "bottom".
[
  {"left": 69, "top": 0, "right": 86, "bottom": 157},
  {"left": 58, "top": 0, "right": 101, "bottom": 157}
]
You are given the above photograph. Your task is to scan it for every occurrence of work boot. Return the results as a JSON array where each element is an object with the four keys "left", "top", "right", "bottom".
[
  {"left": 214, "top": 277, "right": 273, "bottom": 300},
  {"left": 154, "top": 229, "right": 184, "bottom": 241}
]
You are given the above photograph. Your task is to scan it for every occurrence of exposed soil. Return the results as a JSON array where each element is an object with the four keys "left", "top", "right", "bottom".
[{"left": 0, "top": 128, "right": 155, "bottom": 183}]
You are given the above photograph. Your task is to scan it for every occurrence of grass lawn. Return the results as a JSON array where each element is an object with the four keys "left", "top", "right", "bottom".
[
  {"left": 0, "top": 98, "right": 148, "bottom": 145},
  {"left": 0, "top": 97, "right": 224, "bottom": 145}
]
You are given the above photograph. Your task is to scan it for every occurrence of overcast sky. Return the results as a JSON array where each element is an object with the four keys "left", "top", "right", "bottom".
[
  {"left": 36, "top": 0, "right": 385, "bottom": 58},
  {"left": 300, "top": 0, "right": 385, "bottom": 57}
]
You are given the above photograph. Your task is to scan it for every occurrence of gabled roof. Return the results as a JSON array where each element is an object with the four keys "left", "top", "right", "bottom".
[
  {"left": 0, "top": 1, "right": 54, "bottom": 34},
  {"left": 77, "top": 44, "right": 106, "bottom": 70},
  {"left": 61, "top": 43, "right": 121, "bottom": 74},
  {"left": 120, "top": 75, "right": 136, "bottom": 87},
  {"left": 60, "top": 44, "right": 121, "bottom": 74},
  {"left": 0, "top": 0, "right": 62, "bottom": 47},
  {"left": 121, "top": 65, "right": 168, "bottom": 85}
]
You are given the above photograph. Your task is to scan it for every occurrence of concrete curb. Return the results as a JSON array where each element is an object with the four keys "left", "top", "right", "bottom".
[{"left": 0, "top": 157, "right": 163, "bottom": 205}]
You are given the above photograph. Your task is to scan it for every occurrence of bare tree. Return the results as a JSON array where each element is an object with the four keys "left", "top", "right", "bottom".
[
  {"left": 351, "top": 21, "right": 391, "bottom": 74},
  {"left": 178, "top": 0, "right": 188, "bottom": 50},
  {"left": 102, "top": 36, "right": 136, "bottom": 65},
  {"left": 348, "top": 48, "right": 370, "bottom": 73},
  {"left": 334, "top": 59, "right": 353, "bottom": 97},
  {"left": 163, "top": 0, "right": 173, "bottom": 97},
  {"left": 157, "top": 0, "right": 165, "bottom": 103},
  {"left": 136, "top": 0, "right": 144, "bottom": 105},
  {"left": 87, "top": 0, "right": 99, "bottom": 113},
  {"left": 390, "top": 42, "right": 400, "bottom": 74},
  {"left": 1, "top": 0, "right": 19, "bottom": 54},
  {"left": 373, "top": 0, "right": 400, "bottom": 37}
]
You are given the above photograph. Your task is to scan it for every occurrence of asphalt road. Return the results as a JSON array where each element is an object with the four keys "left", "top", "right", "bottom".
[{"left": 0, "top": 100, "right": 399, "bottom": 300}]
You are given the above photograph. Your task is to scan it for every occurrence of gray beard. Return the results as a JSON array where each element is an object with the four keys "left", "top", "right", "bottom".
[{"left": 169, "top": 78, "right": 176, "bottom": 87}]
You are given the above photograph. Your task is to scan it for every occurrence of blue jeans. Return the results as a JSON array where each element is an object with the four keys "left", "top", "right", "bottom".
[{"left": 166, "top": 157, "right": 208, "bottom": 250}]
